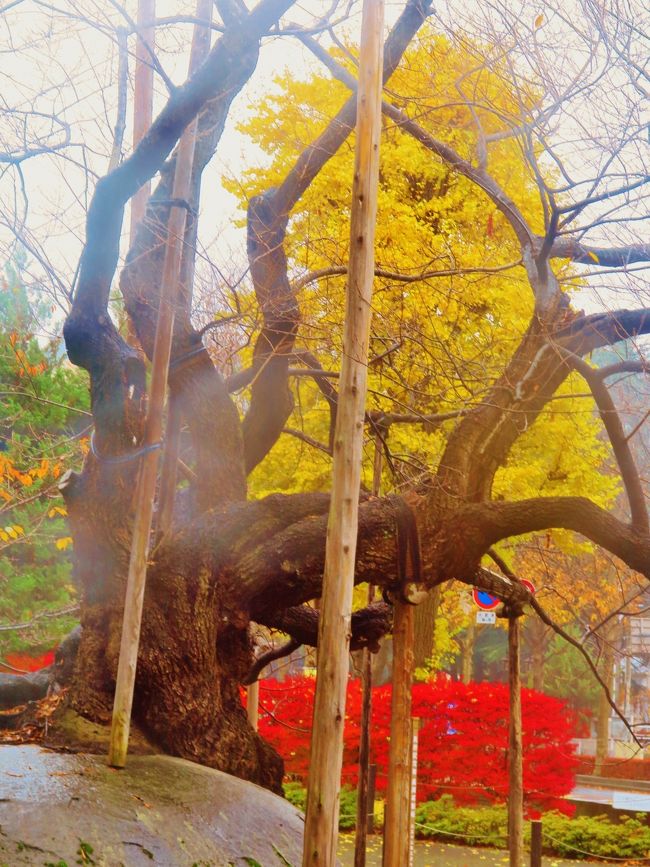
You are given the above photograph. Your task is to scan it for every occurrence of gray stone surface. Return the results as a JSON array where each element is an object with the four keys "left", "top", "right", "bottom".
[{"left": 0, "top": 744, "right": 304, "bottom": 866}]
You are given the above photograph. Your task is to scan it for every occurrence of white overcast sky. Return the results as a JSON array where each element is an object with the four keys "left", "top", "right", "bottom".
[{"left": 0, "top": 0, "right": 648, "bottom": 334}]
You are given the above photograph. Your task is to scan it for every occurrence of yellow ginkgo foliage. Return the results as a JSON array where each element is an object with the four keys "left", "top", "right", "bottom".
[{"left": 230, "top": 25, "right": 615, "bottom": 520}]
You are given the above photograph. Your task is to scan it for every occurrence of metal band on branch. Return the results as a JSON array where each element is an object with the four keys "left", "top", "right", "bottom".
[
  {"left": 168, "top": 344, "right": 205, "bottom": 373},
  {"left": 150, "top": 196, "right": 198, "bottom": 216}
]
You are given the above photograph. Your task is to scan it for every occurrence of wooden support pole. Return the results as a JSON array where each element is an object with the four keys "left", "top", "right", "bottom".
[
  {"left": 247, "top": 680, "right": 259, "bottom": 732},
  {"left": 107, "top": 81, "right": 199, "bottom": 774},
  {"left": 530, "top": 819, "right": 542, "bottom": 867},
  {"left": 367, "top": 764, "right": 377, "bottom": 834},
  {"left": 409, "top": 718, "right": 420, "bottom": 867},
  {"left": 155, "top": 0, "right": 212, "bottom": 541},
  {"left": 354, "top": 435, "right": 383, "bottom": 867},
  {"left": 302, "top": 1, "right": 384, "bottom": 863},
  {"left": 129, "top": 0, "right": 155, "bottom": 245},
  {"left": 508, "top": 614, "right": 524, "bottom": 867},
  {"left": 382, "top": 600, "right": 415, "bottom": 867}
]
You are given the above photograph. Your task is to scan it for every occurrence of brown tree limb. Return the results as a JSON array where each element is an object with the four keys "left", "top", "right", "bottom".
[
  {"left": 243, "top": 637, "right": 301, "bottom": 685},
  {"left": 566, "top": 352, "right": 648, "bottom": 532},
  {"left": 283, "top": 427, "right": 331, "bottom": 455},
  {"left": 255, "top": 602, "right": 393, "bottom": 654},
  {"left": 228, "top": 491, "right": 650, "bottom": 621},
  {"left": 548, "top": 238, "right": 650, "bottom": 267},
  {"left": 595, "top": 359, "right": 650, "bottom": 379},
  {"left": 556, "top": 307, "right": 650, "bottom": 354},
  {"left": 473, "top": 497, "right": 650, "bottom": 580}
]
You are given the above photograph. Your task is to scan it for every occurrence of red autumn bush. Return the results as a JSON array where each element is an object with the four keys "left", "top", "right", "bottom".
[
  {"left": 254, "top": 675, "right": 580, "bottom": 813},
  {"left": 0, "top": 649, "right": 55, "bottom": 673}
]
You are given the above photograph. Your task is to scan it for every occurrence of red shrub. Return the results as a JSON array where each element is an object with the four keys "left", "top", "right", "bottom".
[
  {"left": 1, "top": 649, "right": 55, "bottom": 673},
  {"left": 253, "top": 675, "right": 579, "bottom": 813}
]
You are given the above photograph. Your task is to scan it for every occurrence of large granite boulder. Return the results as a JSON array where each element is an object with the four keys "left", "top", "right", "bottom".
[{"left": 0, "top": 744, "right": 304, "bottom": 866}]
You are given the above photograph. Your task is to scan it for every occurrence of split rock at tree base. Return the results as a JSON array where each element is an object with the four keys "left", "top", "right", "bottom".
[{"left": 0, "top": 744, "right": 306, "bottom": 866}]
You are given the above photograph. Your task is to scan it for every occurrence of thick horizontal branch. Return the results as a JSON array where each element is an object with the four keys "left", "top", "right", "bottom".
[
  {"left": 549, "top": 239, "right": 650, "bottom": 267},
  {"left": 556, "top": 307, "right": 650, "bottom": 354},
  {"left": 239, "top": 496, "right": 400, "bottom": 615},
  {"left": 596, "top": 359, "right": 649, "bottom": 379},
  {"left": 367, "top": 408, "right": 468, "bottom": 428},
  {"left": 472, "top": 497, "right": 650, "bottom": 580},
  {"left": 256, "top": 601, "right": 393, "bottom": 653}
]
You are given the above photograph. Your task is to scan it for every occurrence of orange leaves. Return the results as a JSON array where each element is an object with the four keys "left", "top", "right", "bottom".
[
  {"left": 0, "top": 524, "right": 25, "bottom": 542},
  {"left": 0, "top": 455, "right": 62, "bottom": 492},
  {"left": 6, "top": 335, "right": 48, "bottom": 379},
  {"left": 55, "top": 536, "right": 73, "bottom": 551},
  {"left": 34, "top": 458, "right": 49, "bottom": 480}
]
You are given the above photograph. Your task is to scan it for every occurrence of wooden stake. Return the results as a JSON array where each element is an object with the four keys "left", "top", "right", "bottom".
[
  {"left": 382, "top": 600, "right": 415, "bottom": 866},
  {"left": 302, "top": 1, "right": 384, "bottom": 863},
  {"left": 108, "top": 84, "right": 199, "bottom": 774},
  {"left": 409, "top": 717, "right": 420, "bottom": 867},
  {"left": 247, "top": 680, "right": 259, "bottom": 732},
  {"left": 354, "top": 434, "right": 383, "bottom": 867},
  {"left": 155, "top": 0, "right": 212, "bottom": 541},
  {"left": 530, "top": 819, "right": 542, "bottom": 867},
  {"left": 508, "top": 615, "right": 524, "bottom": 867},
  {"left": 129, "top": 0, "right": 155, "bottom": 245}
]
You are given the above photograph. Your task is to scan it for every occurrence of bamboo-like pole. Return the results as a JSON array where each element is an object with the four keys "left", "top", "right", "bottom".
[
  {"left": 302, "top": 1, "right": 385, "bottom": 863},
  {"left": 508, "top": 615, "right": 524, "bottom": 867},
  {"left": 129, "top": 0, "right": 155, "bottom": 245},
  {"left": 155, "top": 0, "right": 212, "bottom": 540},
  {"left": 382, "top": 600, "right": 415, "bottom": 866},
  {"left": 247, "top": 680, "right": 260, "bottom": 732},
  {"left": 107, "top": 96, "right": 200, "bottom": 773},
  {"left": 354, "top": 434, "right": 383, "bottom": 867},
  {"left": 125, "top": 0, "right": 154, "bottom": 352},
  {"left": 409, "top": 718, "right": 420, "bottom": 867}
]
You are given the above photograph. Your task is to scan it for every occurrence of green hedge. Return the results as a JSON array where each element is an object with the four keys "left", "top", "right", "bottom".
[
  {"left": 416, "top": 795, "right": 650, "bottom": 859},
  {"left": 415, "top": 796, "right": 507, "bottom": 848},
  {"left": 541, "top": 811, "right": 650, "bottom": 860},
  {"left": 284, "top": 782, "right": 358, "bottom": 830},
  {"left": 285, "top": 785, "right": 650, "bottom": 859}
]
